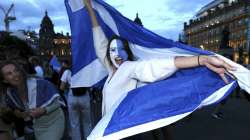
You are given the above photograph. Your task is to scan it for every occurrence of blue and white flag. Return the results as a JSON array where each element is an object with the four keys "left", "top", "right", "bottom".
[
  {"left": 49, "top": 55, "right": 62, "bottom": 73},
  {"left": 65, "top": 0, "right": 250, "bottom": 139},
  {"left": 6, "top": 78, "right": 62, "bottom": 109}
]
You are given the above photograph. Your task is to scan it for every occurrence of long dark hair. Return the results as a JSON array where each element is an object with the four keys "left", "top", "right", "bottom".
[{"left": 106, "top": 35, "right": 135, "bottom": 67}]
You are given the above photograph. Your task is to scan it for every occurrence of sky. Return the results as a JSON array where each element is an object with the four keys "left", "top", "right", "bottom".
[{"left": 0, "top": 0, "right": 213, "bottom": 40}]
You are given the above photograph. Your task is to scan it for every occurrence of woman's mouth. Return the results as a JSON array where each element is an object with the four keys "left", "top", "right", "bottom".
[{"left": 115, "top": 57, "right": 123, "bottom": 65}]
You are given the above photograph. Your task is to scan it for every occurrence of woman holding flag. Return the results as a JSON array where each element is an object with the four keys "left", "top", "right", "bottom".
[
  {"left": 0, "top": 60, "right": 65, "bottom": 140},
  {"left": 83, "top": 0, "right": 237, "bottom": 139},
  {"left": 85, "top": 0, "right": 234, "bottom": 116}
]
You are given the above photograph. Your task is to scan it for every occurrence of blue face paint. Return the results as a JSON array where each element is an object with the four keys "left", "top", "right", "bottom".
[
  {"left": 116, "top": 40, "right": 128, "bottom": 61},
  {"left": 109, "top": 39, "right": 128, "bottom": 68}
]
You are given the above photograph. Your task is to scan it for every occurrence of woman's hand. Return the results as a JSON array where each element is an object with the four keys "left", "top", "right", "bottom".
[
  {"left": 199, "top": 55, "right": 236, "bottom": 84},
  {"left": 14, "top": 109, "right": 29, "bottom": 119},
  {"left": 29, "top": 108, "right": 46, "bottom": 119},
  {"left": 83, "top": 0, "right": 99, "bottom": 27},
  {"left": 0, "top": 107, "right": 11, "bottom": 114}
]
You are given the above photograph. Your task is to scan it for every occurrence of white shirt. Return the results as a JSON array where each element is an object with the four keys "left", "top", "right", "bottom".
[
  {"left": 60, "top": 69, "right": 71, "bottom": 84},
  {"left": 60, "top": 69, "right": 72, "bottom": 96},
  {"left": 35, "top": 66, "right": 44, "bottom": 78},
  {"left": 93, "top": 26, "right": 177, "bottom": 116}
]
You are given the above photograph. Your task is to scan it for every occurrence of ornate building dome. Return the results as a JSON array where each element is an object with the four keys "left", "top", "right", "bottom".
[
  {"left": 39, "top": 10, "right": 55, "bottom": 59},
  {"left": 38, "top": 11, "right": 71, "bottom": 63},
  {"left": 134, "top": 13, "right": 143, "bottom": 27},
  {"left": 39, "top": 11, "right": 54, "bottom": 35},
  {"left": 41, "top": 11, "right": 53, "bottom": 26}
]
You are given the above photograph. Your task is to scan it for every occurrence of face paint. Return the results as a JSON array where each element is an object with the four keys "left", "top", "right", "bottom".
[{"left": 109, "top": 39, "right": 128, "bottom": 68}]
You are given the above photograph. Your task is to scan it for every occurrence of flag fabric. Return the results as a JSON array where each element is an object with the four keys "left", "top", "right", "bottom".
[
  {"left": 6, "top": 78, "right": 61, "bottom": 109},
  {"left": 49, "top": 55, "right": 62, "bottom": 73},
  {"left": 65, "top": 0, "right": 250, "bottom": 139}
]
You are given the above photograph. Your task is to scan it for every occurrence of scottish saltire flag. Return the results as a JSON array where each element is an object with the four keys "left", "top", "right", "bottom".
[
  {"left": 65, "top": 0, "right": 250, "bottom": 139},
  {"left": 6, "top": 78, "right": 62, "bottom": 109},
  {"left": 49, "top": 55, "right": 62, "bottom": 73}
]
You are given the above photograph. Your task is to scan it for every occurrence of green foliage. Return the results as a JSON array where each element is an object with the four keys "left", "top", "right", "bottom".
[
  {"left": 0, "top": 32, "right": 36, "bottom": 73},
  {"left": 0, "top": 33, "right": 35, "bottom": 60}
]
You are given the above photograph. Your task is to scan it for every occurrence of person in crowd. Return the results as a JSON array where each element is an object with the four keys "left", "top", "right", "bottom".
[
  {"left": 59, "top": 59, "right": 71, "bottom": 139},
  {"left": 0, "top": 88, "right": 13, "bottom": 140},
  {"left": 58, "top": 60, "right": 68, "bottom": 85},
  {"left": 89, "top": 87, "right": 102, "bottom": 127},
  {"left": 60, "top": 60, "right": 71, "bottom": 100},
  {"left": 0, "top": 95, "right": 27, "bottom": 140},
  {"left": 0, "top": 60, "right": 65, "bottom": 140},
  {"left": 60, "top": 60, "right": 92, "bottom": 140},
  {"left": 29, "top": 56, "right": 44, "bottom": 78},
  {"left": 48, "top": 65, "right": 60, "bottom": 88},
  {"left": 84, "top": 0, "right": 235, "bottom": 139},
  {"left": 0, "top": 115, "right": 12, "bottom": 140}
]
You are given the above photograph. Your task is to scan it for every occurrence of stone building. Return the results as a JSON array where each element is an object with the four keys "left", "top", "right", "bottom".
[
  {"left": 39, "top": 11, "right": 71, "bottom": 62},
  {"left": 53, "top": 32, "right": 71, "bottom": 60},
  {"left": 184, "top": 0, "right": 250, "bottom": 64}
]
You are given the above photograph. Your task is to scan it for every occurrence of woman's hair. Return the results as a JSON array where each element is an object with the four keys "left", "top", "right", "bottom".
[
  {"left": 106, "top": 35, "right": 134, "bottom": 67},
  {"left": 29, "top": 56, "right": 41, "bottom": 66},
  {"left": 0, "top": 60, "right": 27, "bottom": 86}
]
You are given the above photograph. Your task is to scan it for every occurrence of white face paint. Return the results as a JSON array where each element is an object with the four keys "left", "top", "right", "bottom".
[{"left": 109, "top": 39, "right": 128, "bottom": 68}]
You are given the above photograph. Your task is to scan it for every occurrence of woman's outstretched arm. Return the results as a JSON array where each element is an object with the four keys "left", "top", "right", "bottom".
[
  {"left": 175, "top": 55, "right": 236, "bottom": 83},
  {"left": 84, "top": 0, "right": 112, "bottom": 71},
  {"left": 84, "top": 0, "right": 98, "bottom": 27}
]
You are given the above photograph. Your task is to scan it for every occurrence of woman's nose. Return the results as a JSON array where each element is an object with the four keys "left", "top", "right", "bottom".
[{"left": 12, "top": 71, "right": 19, "bottom": 77}]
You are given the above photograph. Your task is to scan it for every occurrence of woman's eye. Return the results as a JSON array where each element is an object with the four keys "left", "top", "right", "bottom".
[{"left": 110, "top": 48, "right": 115, "bottom": 51}]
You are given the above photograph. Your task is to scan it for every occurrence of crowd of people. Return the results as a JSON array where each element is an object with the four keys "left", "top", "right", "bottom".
[{"left": 0, "top": 32, "right": 98, "bottom": 140}]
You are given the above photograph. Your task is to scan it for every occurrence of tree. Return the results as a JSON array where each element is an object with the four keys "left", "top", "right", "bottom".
[{"left": 0, "top": 32, "right": 35, "bottom": 73}]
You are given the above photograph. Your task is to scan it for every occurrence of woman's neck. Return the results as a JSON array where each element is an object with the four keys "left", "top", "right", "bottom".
[{"left": 112, "top": 65, "right": 118, "bottom": 72}]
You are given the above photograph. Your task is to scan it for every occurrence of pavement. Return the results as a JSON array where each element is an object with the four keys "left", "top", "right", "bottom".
[
  {"left": 127, "top": 98, "right": 250, "bottom": 140},
  {"left": 171, "top": 98, "right": 250, "bottom": 140}
]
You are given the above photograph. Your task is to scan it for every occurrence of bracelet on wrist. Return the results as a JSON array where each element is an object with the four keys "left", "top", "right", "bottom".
[{"left": 198, "top": 55, "right": 200, "bottom": 66}]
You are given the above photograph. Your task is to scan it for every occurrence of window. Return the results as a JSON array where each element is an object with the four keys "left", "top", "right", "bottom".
[{"left": 61, "top": 50, "right": 65, "bottom": 56}]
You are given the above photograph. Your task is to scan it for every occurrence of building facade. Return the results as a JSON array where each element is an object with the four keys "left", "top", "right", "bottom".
[
  {"left": 39, "top": 11, "right": 71, "bottom": 62},
  {"left": 38, "top": 11, "right": 144, "bottom": 63},
  {"left": 53, "top": 32, "right": 71, "bottom": 60},
  {"left": 184, "top": 0, "right": 250, "bottom": 64}
]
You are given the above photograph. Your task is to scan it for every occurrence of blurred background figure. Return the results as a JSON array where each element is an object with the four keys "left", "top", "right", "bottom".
[
  {"left": 0, "top": 85, "right": 14, "bottom": 140},
  {"left": 0, "top": 33, "right": 65, "bottom": 140},
  {"left": 60, "top": 60, "right": 70, "bottom": 97},
  {"left": 59, "top": 59, "right": 92, "bottom": 140},
  {"left": 29, "top": 56, "right": 44, "bottom": 78},
  {"left": 59, "top": 59, "right": 71, "bottom": 105},
  {"left": 59, "top": 59, "right": 71, "bottom": 139}
]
